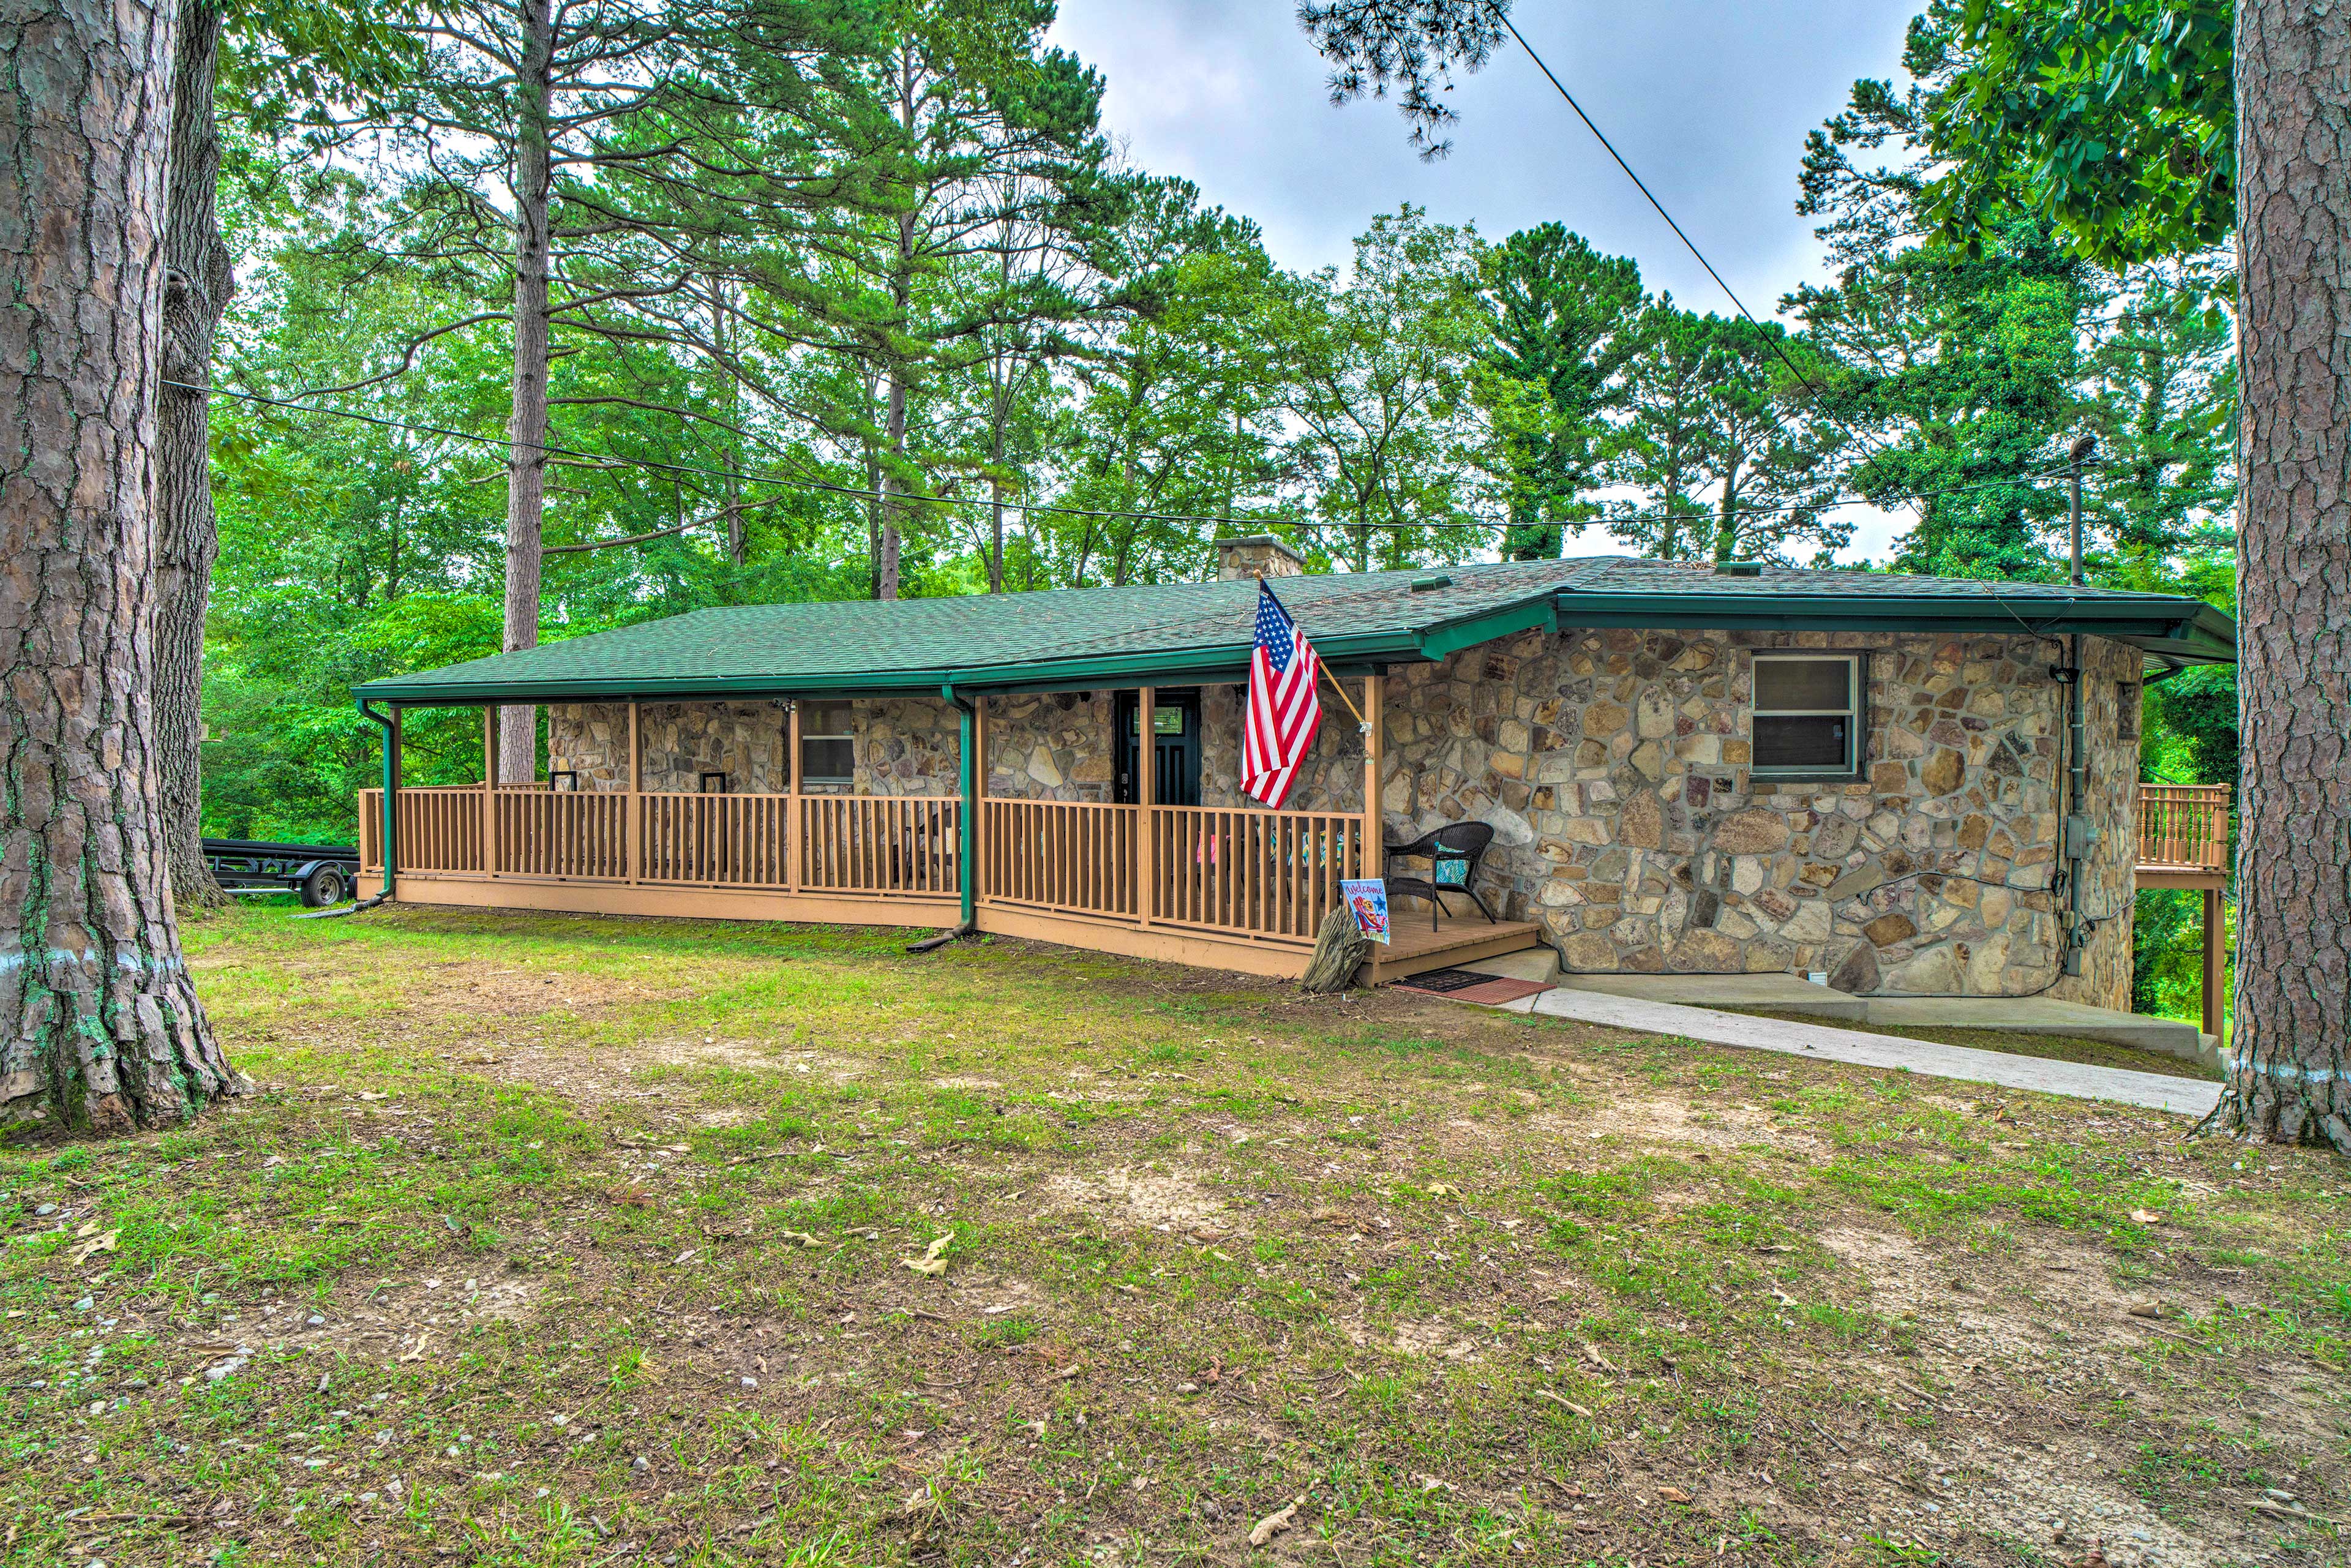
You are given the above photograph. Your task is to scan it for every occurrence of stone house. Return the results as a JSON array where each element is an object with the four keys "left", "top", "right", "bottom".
[{"left": 360, "top": 539, "right": 2233, "bottom": 1003}]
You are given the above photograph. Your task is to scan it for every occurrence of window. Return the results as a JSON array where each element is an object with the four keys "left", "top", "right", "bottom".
[
  {"left": 1752, "top": 654, "right": 1862, "bottom": 777},
  {"left": 798, "top": 701, "right": 853, "bottom": 792}
]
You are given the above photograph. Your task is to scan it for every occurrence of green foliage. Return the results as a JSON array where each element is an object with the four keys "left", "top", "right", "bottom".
[
  {"left": 1607, "top": 302, "right": 1843, "bottom": 563},
  {"left": 1794, "top": 223, "right": 2093, "bottom": 579},
  {"left": 1275, "top": 206, "right": 1504, "bottom": 571},
  {"left": 1474, "top": 224, "right": 1644, "bottom": 559},
  {"left": 1919, "top": 0, "right": 2234, "bottom": 268}
]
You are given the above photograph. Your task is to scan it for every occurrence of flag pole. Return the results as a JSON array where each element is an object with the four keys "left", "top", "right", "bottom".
[
  {"left": 1262, "top": 578, "right": 1370, "bottom": 732},
  {"left": 1319, "top": 663, "right": 1368, "bottom": 730}
]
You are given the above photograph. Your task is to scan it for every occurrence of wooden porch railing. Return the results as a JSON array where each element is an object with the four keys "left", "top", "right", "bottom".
[
  {"left": 980, "top": 800, "right": 1139, "bottom": 918},
  {"left": 2137, "top": 782, "right": 2230, "bottom": 877},
  {"left": 1150, "top": 806, "right": 1365, "bottom": 940},
  {"left": 974, "top": 799, "right": 1364, "bottom": 945},
  {"left": 361, "top": 780, "right": 2231, "bottom": 929},
  {"left": 358, "top": 787, "right": 956, "bottom": 898},
  {"left": 640, "top": 793, "right": 793, "bottom": 887},
  {"left": 798, "top": 795, "right": 961, "bottom": 897},
  {"left": 496, "top": 788, "right": 629, "bottom": 879}
]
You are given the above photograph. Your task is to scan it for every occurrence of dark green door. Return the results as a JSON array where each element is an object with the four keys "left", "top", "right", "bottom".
[{"left": 1114, "top": 690, "right": 1201, "bottom": 807}]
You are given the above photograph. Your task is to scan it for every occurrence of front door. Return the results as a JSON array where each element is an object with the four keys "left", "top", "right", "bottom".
[{"left": 1114, "top": 690, "right": 1201, "bottom": 807}]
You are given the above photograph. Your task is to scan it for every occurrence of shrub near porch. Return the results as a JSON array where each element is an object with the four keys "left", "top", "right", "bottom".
[{"left": 4, "top": 908, "right": 2344, "bottom": 1566}]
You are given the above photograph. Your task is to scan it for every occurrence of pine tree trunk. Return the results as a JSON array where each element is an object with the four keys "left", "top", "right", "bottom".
[
  {"left": 710, "top": 282, "right": 744, "bottom": 566},
  {"left": 988, "top": 476, "right": 1005, "bottom": 593},
  {"left": 2223, "top": 0, "right": 2351, "bottom": 1150},
  {"left": 500, "top": 0, "right": 555, "bottom": 780},
  {"left": 154, "top": 0, "right": 229, "bottom": 910},
  {"left": 877, "top": 366, "right": 904, "bottom": 600},
  {"left": 0, "top": 0, "right": 238, "bottom": 1131}
]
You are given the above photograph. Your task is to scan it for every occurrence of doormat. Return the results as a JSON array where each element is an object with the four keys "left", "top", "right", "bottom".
[{"left": 1393, "top": 967, "right": 1551, "bottom": 1005}]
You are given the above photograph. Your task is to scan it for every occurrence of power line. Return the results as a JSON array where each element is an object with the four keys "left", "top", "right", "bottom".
[
  {"left": 1487, "top": 5, "right": 1909, "bottom": 477},
  {"left": 175, "top": 378, "right": 2096, "bottom": 541}
]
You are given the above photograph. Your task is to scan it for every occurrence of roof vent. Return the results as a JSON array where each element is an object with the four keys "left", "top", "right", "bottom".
[
  {"left": 1409, "top": 573, "right": 1452, "bottom": 593},
  {"left": 1715, "top": 559, "right": 1766, "bottom": 577}
]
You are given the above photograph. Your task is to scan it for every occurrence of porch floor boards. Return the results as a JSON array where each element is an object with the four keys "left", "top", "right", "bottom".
[{"left": 1362, "top": 912, "right": 1545, "bottom": 986}]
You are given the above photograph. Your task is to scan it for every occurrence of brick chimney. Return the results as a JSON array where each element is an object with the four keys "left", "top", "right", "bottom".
[{"left": 1214, "top": 535, "right": 1307, "bottom": 582}]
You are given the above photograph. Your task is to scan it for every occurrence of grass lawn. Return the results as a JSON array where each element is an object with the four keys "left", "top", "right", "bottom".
[{"left": 7, "top": 907, "right": 2347, "bottom": 1567}]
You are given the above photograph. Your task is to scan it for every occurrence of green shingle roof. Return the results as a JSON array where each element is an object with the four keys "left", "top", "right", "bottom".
[{"left": 355, "top": 556, "right": 2234, "bottom": 705}]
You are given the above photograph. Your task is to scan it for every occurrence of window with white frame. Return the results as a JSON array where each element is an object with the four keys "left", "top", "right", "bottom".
[
  {"left": 1752, "top": 654, "right": 1862, "bottom": 777},
  {"left": 798, "top": 700, "right": 853, "bottom": 792}
]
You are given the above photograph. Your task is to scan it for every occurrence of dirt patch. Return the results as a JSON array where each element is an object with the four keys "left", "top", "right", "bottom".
[
  {"left": 1818, "top": 1225, "right": 2237, "bottom": 1361},
  {"left": 1046, "top": 1165, "right": 1228, "bottom": 1231},
  {"left": 1362, "top": 1318, "right": 1478, "bottom": 1359},
  {"left": 931, "top": 1076, "right": 1003, "bottom": 1091},
  {"left": 386, "top": 959, "right": 700, "bottom": 1022},
  {"left": 1529, "top": 1098, "right": 1826, "bottom": 1158},
  {"left": 160, "top": 1272, "right": 545, "bottom": 1376},
  {"left": 634, "top": 1037, "right": 864, "bottom": 1078},
  {"left": 1873, "top": 1439, "right": 2238, "bottom": 1568}
]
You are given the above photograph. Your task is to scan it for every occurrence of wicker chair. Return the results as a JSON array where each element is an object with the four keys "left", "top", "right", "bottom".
[{"left": 1382, "top": 822, "right": 1498, "bottom": 930}]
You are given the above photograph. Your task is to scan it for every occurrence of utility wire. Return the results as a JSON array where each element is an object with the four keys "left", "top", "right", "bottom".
[
  {"left": 1483, "top": 3, "right": 2081, "bottom": 640},
  {"left": 174, "top": 378, "right": 2102, "bottom": 542},
  {"left": 1488, "top": 5, "right": 1910, "bottom": 478}
]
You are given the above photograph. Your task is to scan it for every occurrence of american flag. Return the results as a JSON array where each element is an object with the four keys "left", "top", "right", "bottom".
[{"left": 1241, "top": 580, "right": 1322, "bottom": 808}]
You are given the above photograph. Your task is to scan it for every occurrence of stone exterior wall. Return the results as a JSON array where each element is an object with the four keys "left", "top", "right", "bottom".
[
  {"left": 1344, "top": 629, "right": 2139, "bottom": 1008},
  {"left": 983, "top": 691, "right": 1116, "bottom": 800},
  {"left": 547, "top": 694, "right": 1106, "bottom": 799},
  {"left": 544, "top": 625, "right": 2140, "bottom": 1005},
  {"left": 547, "top": 701, "right": 791, "bottom": 792}
]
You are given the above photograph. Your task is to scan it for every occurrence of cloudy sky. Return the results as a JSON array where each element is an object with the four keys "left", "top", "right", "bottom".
[{"left": 1046, "top": 0, "right": 1925, "bottom": 560}]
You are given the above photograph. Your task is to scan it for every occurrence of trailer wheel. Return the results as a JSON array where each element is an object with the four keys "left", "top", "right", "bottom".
[{"left": 299, "top": 866, "right": 348, "bottom": 908}]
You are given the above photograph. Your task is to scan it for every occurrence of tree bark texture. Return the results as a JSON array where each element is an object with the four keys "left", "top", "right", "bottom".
[
  {"left": 154, "top": 0, "right": 228, "bottom": 909},
  {"left": 2225, "top": 0, "right": 2351, "bottom": 1149},
  {"left": 878, "top": 362, "right": 905, "bottom": 601},
  {"left": 1300, "top": 905, "right": 1369, "bottom": 993},
  {"left": 500, "top": 0, "right": 555, "bottom": 779},
  {"left": 0, "top": 0, "right": 236, "bottom": 1131}
]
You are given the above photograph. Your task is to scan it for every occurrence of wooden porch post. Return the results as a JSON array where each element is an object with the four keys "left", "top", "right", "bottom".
[
  {"left": 786, "top": 700, "right": 803, "bottom": 893},
  {"left": 1360, "top": 672, "right": 1382, "bottom": 882},
  {"left": 482, "top": 707, "right": 498, "bottom": 877},
  {"left": 1137, "top": 686, "right": 1155, "bottom": 927},
  {"left": 627, "top": 701, "right": 642, "bottom": 883},
  {"left": 2202, "top": 884, "right": 2225, "bottom": 1040}
]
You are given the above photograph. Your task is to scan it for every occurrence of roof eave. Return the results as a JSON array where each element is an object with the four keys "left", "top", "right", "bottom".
[
  {"left": 349, "top": 628, "right": 1444, "bottom": 705},
  {"left": 1550, "top": 590, "right": 2238, "bottom": 664}
]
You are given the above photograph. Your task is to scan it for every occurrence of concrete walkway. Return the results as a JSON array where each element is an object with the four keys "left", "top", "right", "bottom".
[{"left": 1495, "top": 985, "right": 2222, "bottom": 1117}]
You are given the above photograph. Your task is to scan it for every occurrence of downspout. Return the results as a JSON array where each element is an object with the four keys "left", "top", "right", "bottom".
[
  {"left": 301, "top": 700, "right": 399, "bottom": 918},
  {"left": 909, "top": 685, "right": 978, "bottom": 949},
  {"left": 2058, "top": 636, "right": 2094, "bottom": 976}
]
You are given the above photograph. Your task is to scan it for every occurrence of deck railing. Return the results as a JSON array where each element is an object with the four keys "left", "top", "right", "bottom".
[
  {"left": 357, "top": 787, "right": 955, "bottom": 898},
  {"left": 980, "top": 800, "right": 1140, "bottom": 918},
  {"left": 496, "top": 787, "right": 629, "bottom": 880},
  {"left": 361, "top": 779, "right": 2232, "bottom": 922},
  {"left": 2136, "top": 781, "right": 2230, "bottom": 876},
  {"left": 798, "top": 795, "right": 960, "bottom": 897},
  {"left": 1150, "top": 805, "right": 1365, "bottom": 940},
  {"left": 973, "top": 799, "right": 1364, "bottom": 945},
  {"left": 640, "top": 792, "right": 793, "bottom": 887}
]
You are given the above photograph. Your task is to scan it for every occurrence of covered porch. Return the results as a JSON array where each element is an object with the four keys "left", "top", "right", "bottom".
[{"left": 356, "top": 686, "right": 1541, "bottom": 985}]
